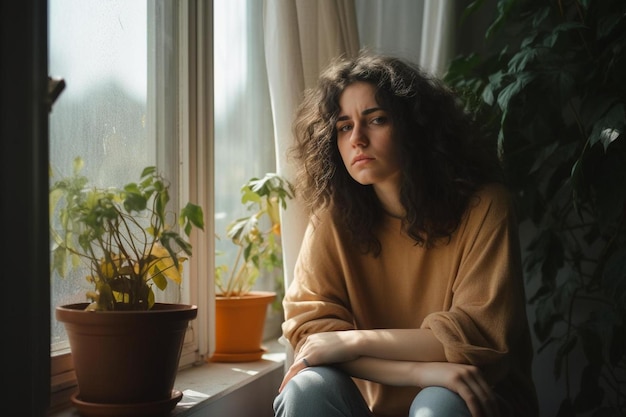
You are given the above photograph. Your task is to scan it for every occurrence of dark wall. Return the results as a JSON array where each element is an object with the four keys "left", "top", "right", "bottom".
[{"left": 1, "top": 1, "right": 50, "bottom": 416}]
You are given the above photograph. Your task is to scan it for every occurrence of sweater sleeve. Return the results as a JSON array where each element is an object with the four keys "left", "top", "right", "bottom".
[
  {"left": 421, "top": 185, "right": 528, "bottom": 382},
  {"left": 281, "top": 213, "right": 356, "bottom": 354}
]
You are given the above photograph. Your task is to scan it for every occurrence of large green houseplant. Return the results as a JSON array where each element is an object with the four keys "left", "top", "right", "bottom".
[
  {"left": 445, "top": 1, "right": 625, "bottom": 416},
  {"left": 50, "top": 157, "right": 204, "bottom": 311},
  {"left": 50, "top": 157, "right": 204, "bottom": 415},
  {"left": 212, "top": 172, "right": 294, "bottom": 362}
]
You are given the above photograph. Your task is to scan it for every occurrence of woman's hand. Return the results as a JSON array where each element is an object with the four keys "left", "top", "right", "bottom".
[
  {"left": 278, "top": 331, "right": 360, "bottom": 392},
  {"left": 298, "top": 331, "right": 361, "bottom": 364},
  {"left": 412, "top": 361, "right": 500, "bottom": 417},
  {"left": 278, "top": 355, "right": 308, "bottom": 393}
]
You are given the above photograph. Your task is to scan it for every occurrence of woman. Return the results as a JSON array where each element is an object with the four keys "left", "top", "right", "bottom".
[{"left": 274, "top": 53, "right": 538, "bottom": 417}]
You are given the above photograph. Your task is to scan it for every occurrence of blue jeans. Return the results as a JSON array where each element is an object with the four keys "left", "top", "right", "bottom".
[{"left": 273, "top": 366, "right": 472, "bottom": 417}]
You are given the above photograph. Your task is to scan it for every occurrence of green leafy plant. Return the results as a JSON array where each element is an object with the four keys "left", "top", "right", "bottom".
[
  {"left": 50, "top": 157, "right": 204, "bottom": 311},
  {"left": 445, "top": 1, "right": 625, "bottom": 416},
  {"left": 215, "top": 173, "right": 294, "bottom": 298}
]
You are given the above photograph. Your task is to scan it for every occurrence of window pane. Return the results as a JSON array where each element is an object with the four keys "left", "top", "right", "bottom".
[
  {"left": 48, "top": 0, "right": 151, "bottom": 351},
  {"left": 213, "top": 0, "right": 276, "bottom": 284}
]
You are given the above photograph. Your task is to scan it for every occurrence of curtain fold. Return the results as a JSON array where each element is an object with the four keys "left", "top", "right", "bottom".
[{"left": 420, "top": 0, "right": 454, "bottom": 76}]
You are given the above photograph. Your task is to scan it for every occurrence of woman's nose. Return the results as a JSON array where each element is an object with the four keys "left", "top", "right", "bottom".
[{"left": 349, "top": 124, "right": 368, "bottom": 147}]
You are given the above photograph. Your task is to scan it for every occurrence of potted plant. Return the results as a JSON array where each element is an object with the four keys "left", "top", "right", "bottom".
[
  {"left": 445, "top": 1, "right": 625, "bottom": 415},
  {"left": 211, "top": 173, "right": 294, "bottom": 362},
  {"left": 50, "top": 157, "right": 204, "bottom": 416}
]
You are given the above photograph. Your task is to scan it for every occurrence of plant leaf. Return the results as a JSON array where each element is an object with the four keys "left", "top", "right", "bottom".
[
  {"left": 497, "top": 72, "right": 536, "bottom": 110},
  {"left": 589, "top": 103, "right": 625, "bottom": 151},
  {"left": 180, "top": 202, "right": 205, "bottom": 235},
  {"left": 508, "top": 47, "right": 540, "bottom": 73}
]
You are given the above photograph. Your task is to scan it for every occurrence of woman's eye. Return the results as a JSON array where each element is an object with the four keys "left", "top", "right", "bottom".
[
  {"left": 371, "top": 116, "right": 387, "bottom": 125},
  {"left": 338, "top": 124, "right": 352, "bottom": 132}
]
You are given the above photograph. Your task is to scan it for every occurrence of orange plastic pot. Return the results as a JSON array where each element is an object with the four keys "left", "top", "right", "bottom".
[{"left": 211, "top": 291, "right": 276, "bottom": 362}]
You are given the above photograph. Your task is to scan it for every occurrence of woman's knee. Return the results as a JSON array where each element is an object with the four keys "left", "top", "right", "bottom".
[
  {"left": 409, "top": 386, "right": 471, "bottom": 417},
  {"left": 274, "top": 366, "right": 369, "bottom": 417},
  {"left": 282, "top": 366, "right": 351, "bottom": 398}
]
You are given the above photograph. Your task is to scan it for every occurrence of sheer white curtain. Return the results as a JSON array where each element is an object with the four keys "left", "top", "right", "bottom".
[{"left": 355, "top": 0, "right": 454, "bottom": 77}]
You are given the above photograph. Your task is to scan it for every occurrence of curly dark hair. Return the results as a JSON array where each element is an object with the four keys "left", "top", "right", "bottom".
[{"left": 289, "top": 52, "right": 502, "bottom": 254}]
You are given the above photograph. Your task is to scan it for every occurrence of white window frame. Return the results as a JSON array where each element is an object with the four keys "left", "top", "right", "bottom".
[{"left": 174, "top": 0, "right": 215, "bottom": 365}]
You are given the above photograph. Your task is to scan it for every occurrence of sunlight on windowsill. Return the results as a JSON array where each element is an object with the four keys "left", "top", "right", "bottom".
[{"left": 172, "top": 339, "right": 285, "bottom": 416}]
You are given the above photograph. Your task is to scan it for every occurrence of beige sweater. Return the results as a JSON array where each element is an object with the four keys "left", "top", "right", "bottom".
[{"left": 282, "top": 183, "right": 538, "bottom": 417}]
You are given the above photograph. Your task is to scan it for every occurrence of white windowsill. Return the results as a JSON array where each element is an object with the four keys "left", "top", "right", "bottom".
[{"left": 51, "top": 339, "right": 286, "bottom": 417}]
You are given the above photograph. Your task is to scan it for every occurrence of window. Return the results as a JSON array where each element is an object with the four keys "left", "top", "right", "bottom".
[
  {"left": 48, "top": 0, "right": 213, "bottom": 410},
  {"left": 49, "top": 0, "right": 279, "bottom": 361}
]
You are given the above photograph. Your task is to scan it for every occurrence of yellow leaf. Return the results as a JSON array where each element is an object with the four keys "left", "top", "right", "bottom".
[{"left": 147, "top": 243, "right": 184, "bottom": 285}]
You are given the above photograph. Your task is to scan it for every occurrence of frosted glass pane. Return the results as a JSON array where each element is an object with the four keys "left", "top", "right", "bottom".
[{"left": 49, "top": 0, "right": 151, "bottom": 349}]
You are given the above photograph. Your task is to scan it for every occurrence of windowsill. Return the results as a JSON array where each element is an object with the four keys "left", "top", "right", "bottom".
[{"left": 50, "top": 338, "right": 286, "bottom": 417}]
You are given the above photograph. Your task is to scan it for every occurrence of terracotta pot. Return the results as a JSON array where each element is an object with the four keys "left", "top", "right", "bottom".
[
  {"left": 56, "top": 302, "right": 197, "bottom": 416},
  {"left": 211, "top": 291, "right": 276, "bottom": 362}
]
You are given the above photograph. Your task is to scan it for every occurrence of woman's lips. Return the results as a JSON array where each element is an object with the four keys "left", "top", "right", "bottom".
[{"left": 352, "top": 154, "right": 373, "bottom": 165}]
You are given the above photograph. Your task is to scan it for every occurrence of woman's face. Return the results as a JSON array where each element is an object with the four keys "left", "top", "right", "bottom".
[{"left": 336, "top": 82, "right": 402, "bottom": 192}]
